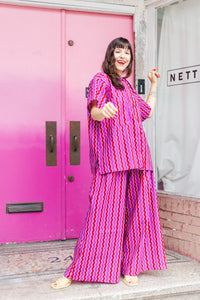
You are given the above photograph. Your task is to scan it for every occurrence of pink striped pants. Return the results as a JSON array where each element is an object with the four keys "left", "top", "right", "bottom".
[{"left": 64, "top": 169, "right": 167, "bottom": 283}]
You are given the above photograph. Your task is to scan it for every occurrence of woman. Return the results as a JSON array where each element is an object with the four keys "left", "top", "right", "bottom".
[{"left": 51, "top": 37, "right": 167, "bottom": 289}]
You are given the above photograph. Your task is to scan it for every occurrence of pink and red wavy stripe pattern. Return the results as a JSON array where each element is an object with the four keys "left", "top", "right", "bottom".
[
  {"left": 64, "top": 169, "right": 167, "bottom": 283},
  {"left": 87, "top": 72, "right": 153, "bottom": 175},
  {"left": 63, "top": 73, "right": 167, "bottom": 283}
]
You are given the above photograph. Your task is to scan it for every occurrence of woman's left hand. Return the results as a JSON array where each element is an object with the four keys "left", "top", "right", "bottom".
[{"left": 148, "top": 68, "right": 160, "bottom": 84}]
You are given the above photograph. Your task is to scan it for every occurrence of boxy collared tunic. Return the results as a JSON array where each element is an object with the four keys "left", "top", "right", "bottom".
[{"left": 87, "top": 72, "right": 153, "bottom": 175}]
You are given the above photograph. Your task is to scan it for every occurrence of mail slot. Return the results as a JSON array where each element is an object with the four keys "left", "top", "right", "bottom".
[{"left": 6, "top": 202, "right": 43, "bottom": 214}]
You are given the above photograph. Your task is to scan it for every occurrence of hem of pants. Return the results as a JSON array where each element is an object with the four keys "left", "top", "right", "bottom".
[
  {"left": 63, "top": 274, "right": 120, "bottom": 284},
  {"left": 121, "top": 264, "right": 168, "bottom": 277},
  {"left": 63, "top": 265, "right": 167, "bottom": 283}
]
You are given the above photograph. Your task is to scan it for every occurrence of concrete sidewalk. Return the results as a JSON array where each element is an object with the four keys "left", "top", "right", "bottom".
[{"left": 0, "top": 241, "right": 200, "bottom": 300}]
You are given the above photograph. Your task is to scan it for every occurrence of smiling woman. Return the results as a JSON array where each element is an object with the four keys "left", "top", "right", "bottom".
[{"left": 51, "top": 37, "right": 167, "bottom": 289}]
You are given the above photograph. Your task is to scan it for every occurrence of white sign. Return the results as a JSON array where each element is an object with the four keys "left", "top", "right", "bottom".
[{"left": 167, "top": 64, "right": 200, "bottom": 86}]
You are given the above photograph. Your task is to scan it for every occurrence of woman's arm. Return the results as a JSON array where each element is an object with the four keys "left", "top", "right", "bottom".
[
  {"left": 91, "top": 100, "right": 118, "bottom": 121},
  {"left": 146, "top": 68, "right": 160, "bottom": 118}
]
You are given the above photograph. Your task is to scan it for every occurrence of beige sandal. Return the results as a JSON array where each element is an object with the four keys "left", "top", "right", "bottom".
[
  {"left": 123, "top": 275, "right": 138, "bottom": 286},
  {"left": 51, "top": 276, "right": 72, "bottom": 289}
]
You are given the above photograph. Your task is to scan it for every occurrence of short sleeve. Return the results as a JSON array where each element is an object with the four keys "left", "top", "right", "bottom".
[
  {"left": 87, "top": 73, "right": 109, "bottom": 112},
  {"left": 138, "top": 96, "right": 151, "bottom": 121},
  {"left": 132, "top": 86, "right": 151, "bottom": 122}
]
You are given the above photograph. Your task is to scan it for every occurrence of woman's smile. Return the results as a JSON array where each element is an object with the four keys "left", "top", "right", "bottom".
[{"left": 117, "top": 60, "right": 126, "bottom": 65}]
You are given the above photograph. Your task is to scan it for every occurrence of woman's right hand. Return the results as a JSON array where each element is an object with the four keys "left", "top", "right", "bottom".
[
  {"left": 91, "top": 101, "right": 118, "bottom": 121},
  {"left": 101, "top": 102, "right": 118, "bottom": 120}
]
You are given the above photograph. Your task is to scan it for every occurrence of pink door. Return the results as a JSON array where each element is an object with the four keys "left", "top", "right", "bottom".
[
  {"left": 0, "top": 4, "right": 134, "bottom": 244},
  {"left": 65, "top": 11, "right": 134, "bottom": 238},
  {"left": 0, "top": 5, "right": 63, "bottom": 243}
]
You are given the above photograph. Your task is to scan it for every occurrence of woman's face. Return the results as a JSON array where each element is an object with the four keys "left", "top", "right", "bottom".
[{"left": 114, "top": 47, "right": 131, "bottom": 76}]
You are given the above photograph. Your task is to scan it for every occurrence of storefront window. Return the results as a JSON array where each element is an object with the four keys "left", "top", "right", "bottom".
[{"left": 156, "top": 0, "right": 200, "bottom": 197}]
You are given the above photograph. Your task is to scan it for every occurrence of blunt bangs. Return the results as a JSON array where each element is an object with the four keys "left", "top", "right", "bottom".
[{"left": 113, "top": 39, "right": 131, "bottom": 52}]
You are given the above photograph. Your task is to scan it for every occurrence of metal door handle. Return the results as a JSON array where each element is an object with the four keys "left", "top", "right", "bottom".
[
  {"left": 73, "top": 135, "right": 78, "bottom": 152},
  {"left": 70, "top": 121, "right": 80, "bottom": 165},
  {"left": 49, "top": 135, "right": 54, "bottom": 152},
  {"left": 46, "top": 121, "right": 57, "bottom": 166}
]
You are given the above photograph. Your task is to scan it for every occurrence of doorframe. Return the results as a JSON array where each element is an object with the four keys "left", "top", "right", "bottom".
[
  {"left": 145, "top": 0, "right": 182, "bottom": 173},
  {"left": 0, "top": 0, "right": 136, "bottom": 14}
]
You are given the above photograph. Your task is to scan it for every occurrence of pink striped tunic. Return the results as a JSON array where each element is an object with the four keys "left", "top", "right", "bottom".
[{"left": 87, "top": 72, "right": 153, "bottom": 175}]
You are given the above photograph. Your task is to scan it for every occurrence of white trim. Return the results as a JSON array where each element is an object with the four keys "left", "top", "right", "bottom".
[
  {"left": 145, "top": 0, "right": 179, "bottom": 8},
  {"left": 0, "top": 0, "right": 136, "bottom": 15},
  {"left": 145, "top": 0, "right": 179, "bottom": 181},
  {"left": 145, "top": 5, "right": 157, "bottom": 171}
]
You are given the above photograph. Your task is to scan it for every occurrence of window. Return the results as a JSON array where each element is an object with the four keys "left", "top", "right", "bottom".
[{"left": 156, "top": 0, "right": 200, "bottom": 197}]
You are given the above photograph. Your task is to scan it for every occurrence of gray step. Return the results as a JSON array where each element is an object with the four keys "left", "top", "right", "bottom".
[{"left": 0, "top": 240, "right": 200, "bottom": 300}]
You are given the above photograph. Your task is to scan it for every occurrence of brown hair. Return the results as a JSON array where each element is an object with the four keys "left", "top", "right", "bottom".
[{"left": 102, "top": 37, "right": 133, "bottom": 90}]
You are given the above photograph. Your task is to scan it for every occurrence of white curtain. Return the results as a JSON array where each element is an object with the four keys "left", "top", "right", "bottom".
[{"left": 157, "top": 0, "right": 200, "bottom": 197}]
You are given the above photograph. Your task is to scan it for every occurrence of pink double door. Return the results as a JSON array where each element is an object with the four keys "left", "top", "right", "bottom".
[{"left": 0, "top": 4, "right": 134, "bottom": 244}]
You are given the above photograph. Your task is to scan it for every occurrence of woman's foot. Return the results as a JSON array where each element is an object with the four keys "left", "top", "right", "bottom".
[
  {"left": 123, "top": 275, "right": 138, "bottom": 286},
  {"left": 51, "top": 276, "right": 72, "bottom": 289}
]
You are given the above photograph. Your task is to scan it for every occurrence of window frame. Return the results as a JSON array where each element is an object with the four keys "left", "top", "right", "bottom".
[{"left": 145, "top": 0, "right": 200, "bottom": 198}]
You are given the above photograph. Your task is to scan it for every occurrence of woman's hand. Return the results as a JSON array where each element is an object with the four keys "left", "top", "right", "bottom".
[
  {"left": 148, "top": 68, "right": 160, "bottom": 84},
  {"left": 146, "top": 68, "right": 160, "bottom": 118},
  {"left": 101, "top": 102, "right": 118, "bottom": 119},
  {"left": 91, "top": 101, "right": 118, "bottom": 121}
]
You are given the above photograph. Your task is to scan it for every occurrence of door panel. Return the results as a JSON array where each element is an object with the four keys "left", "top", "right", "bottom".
[
  {"left": 0, "top": 5, "right": 62, "bottom": 243},
  {"left": 65, "top": 11, "right": 134, "bottom": 238}
]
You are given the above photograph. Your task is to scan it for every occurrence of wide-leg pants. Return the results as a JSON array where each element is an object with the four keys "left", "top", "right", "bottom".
[{"left": 64, "top": 169, "right": 167, "bottom": 283}]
